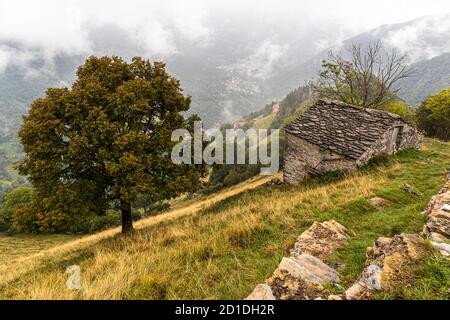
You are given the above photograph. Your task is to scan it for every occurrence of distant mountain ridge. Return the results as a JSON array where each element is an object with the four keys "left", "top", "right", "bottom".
[
  {"left": 398, "top": 53, "right": 450, "bottom": 106},
  {"left": 1, "top": 14, "right": 450, "bottom": 142}
]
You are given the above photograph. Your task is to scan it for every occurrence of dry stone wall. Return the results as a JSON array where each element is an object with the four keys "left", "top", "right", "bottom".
[
  {"left": 345, "top": 170, "right": 450, "bottom": 300},
  {"left": 245, "top": 220, "right": 349, "bottom": 300},
  {"left": 247, "top": 170, "right": 450, "bottom": 300}
]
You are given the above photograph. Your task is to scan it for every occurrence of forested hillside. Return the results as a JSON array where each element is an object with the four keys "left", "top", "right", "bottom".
[{"left": 398, "top": 53, "right": 450, "bottom": 106}]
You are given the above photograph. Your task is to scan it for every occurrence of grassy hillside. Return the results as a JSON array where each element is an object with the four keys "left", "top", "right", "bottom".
[
  {"left": 252, "top": 113, "right": 277, "bottom": 130},
  {"left": 0, "top": 234, "right": 79, "bottom": 269},
  {"left": 0, "top": 139, "right": 449, "bottom": 299}
]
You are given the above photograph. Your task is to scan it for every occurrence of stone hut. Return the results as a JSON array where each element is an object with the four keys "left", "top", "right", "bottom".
[{"left": 283, "top": 99, "right": 422, "bottom": 184}]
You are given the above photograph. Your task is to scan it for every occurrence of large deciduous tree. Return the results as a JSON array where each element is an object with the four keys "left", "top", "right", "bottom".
[
  {"left": 18, "top": 56, "right": 206, "bottom": 234},
  {"left": 312, "top": 41, "right": 413, "bottom": 108}
]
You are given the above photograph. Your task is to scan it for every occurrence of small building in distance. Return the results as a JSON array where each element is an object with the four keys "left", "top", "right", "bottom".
[
  {"left": 283, "top": 99, "right": 423, "bottom": 184},
  {"left": 272, "top": 102, "right": 280, "bottom": 114},
  {"left": 233, "top": 120, "right": 248, "bottom": 129}
]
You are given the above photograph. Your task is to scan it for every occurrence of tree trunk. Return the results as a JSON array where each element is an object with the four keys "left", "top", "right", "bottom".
[{"left": 120, "top": 199, "right": 133, "bottom": 235}]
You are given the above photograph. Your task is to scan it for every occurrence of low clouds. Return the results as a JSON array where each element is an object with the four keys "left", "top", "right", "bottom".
[
  {"left": 0, "top": 0, "right": 450, "bottom": 75},
  {"left": 383, "top": 13, "right": 450, "bottom": 63},
  {"left": 224, "top": 41, "right": 289, "bottom": 79},
  {"left": 0, "top": 0, "right": 212, "bottom": 74}
]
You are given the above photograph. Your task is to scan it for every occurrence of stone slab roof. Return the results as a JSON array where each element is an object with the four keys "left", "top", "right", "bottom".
[{"left": 284, "top": 99, "right": 406, "bottom": 159}]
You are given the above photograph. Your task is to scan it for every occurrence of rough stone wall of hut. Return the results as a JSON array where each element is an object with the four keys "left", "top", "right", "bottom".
[
  {"left": 357, "top": 124, "right": 422, "bottom": 166},
  {"left": 397, "top": 125, "right": 423, "bottom": 150},
  {"left": 283, "top": 133, "right": 356, "bottom": 184}
]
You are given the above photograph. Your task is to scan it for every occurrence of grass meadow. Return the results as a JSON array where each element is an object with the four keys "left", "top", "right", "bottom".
[{"left": 0, "top": 138, "right": 449, "bottom": 300}]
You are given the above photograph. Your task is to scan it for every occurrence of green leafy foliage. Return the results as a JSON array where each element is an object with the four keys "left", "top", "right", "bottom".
[
  {"left": 0, "top": 142, "right": 27, "bottom": 202},
  {"left": 17, "top": 56, "right": 207, "bottom": 234},
  {"left": 0, "top": 187, "right": 32, "bottom": 231},
  {"left": 271, "top": 86, "right": 311, "bottom": 128},
  {"left": 416, "top": 88, "right": 450, "bottom": 140},
  {"left": 380, "top": 101, "right": 415, "bottom": 120}
]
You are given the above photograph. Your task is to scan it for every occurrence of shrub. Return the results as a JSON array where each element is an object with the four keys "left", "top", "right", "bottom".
[
  {"left": 380, "top": 101, "right": 415, "bottom": 122},
  {"left": 0, "top": 187, "right": 33, "bottom": 231},
  {"left": 10, "top": 202, "right": 41, "bottom": 233},
  {"left": 416, "top": 88, "right": 450, "bottom": 140}
]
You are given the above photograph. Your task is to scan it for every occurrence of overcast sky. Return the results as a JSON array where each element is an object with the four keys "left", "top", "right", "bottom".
[{"left": 1, "top": 0, "right": 450, "bottom": 71}]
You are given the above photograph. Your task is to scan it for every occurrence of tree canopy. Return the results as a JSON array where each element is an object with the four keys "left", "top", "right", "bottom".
[
  {"left": 312, "top": 41, "right": 412, "bottom": 109},
  {"left": 0, "top": 187, "right": 32, "bottom": 231},
  {"left": 18, "top": 56, "right": 206, "bottom": 234},
  {"left": 416, "top": 88, "right": 450, "bottom": 141}
]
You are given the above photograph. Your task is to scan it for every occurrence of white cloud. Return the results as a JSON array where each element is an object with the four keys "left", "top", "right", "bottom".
[
  {"left": 0, "top": 0, "right": 213, "bottom": 72},
  {"left": 224, "top": 41, "right": 288, "bottom": 79},
  {"left": 383, "top": 13, "right": 450, "bottom": 63},
  {"left": 0, "top": 0, "right": 450, "bottom": 74}
]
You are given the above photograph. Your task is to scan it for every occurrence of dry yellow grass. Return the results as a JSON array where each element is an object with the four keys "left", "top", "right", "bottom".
[
  {"left": 0, "top": 174, "right": 273, "bottom": 289},
  {"left": 1, "top": 139, "right": 448, "bottom": 300},
  {"left": 0, "top": 171, "right": 384, "bottom": 299},
  {"left": 252, "top": 113, "right": 276, "bottom": 130}
]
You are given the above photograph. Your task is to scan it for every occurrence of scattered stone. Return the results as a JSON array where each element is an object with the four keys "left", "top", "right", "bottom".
[
  {"left": 422, "top": 195, "right": 437, "bottom": 216},
  {"left": 424, "top": 212, "right": 450, "bottom": 238},
  {"left": 264, "top": 254, "right": 342, "bottom": 300},
  {"left": 267, "top": 178, "right": 283, "bottom": 186},
  {"left": 429, "top": 232, "right": 450, "bottom": 243},
  {"left": 421, "top": 173, "right": 450, "bottom": 242},
  {"left": 347, "top": 234, "right": 427, "bottom": 299},
  {"left": 245, "top": 284, "right": 276, "bottom": 300},
  {"left": 291, "top": 220, "right": 349, "bottom": 259},
  {"left": 276, "top": 255, "right": 341, "bottom": 284},
  {"left": 359, "top": 264, "right": 382, "bottom": 290},
  {"left": 247, "top": 171, "right": 450, "bottom": 301},
  {"left": 344, "top": 282, "right": 366, "bottom": 300},
  {"left": 431, "top": 241, "right": 450, "bottom": 257},
  {"left": 400, "top": 183, "right": 422, "bottom": 197},
  {"left": 367, "top": 197, "right": 387, "bottom": 209},
  {"left": 246, "top": 220, "right": 349, "bottom": 300},
  {"left": 267, "top": 269, "right": 327, "bottom": 300}
]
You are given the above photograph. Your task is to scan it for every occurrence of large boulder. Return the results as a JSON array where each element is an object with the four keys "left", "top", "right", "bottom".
[
  {"left": 245, "top": 284, "right": 276, "bottom": 300},
  {"left": 367, "top": 197, "right": 388, "bottom": 209},
  {"left": 291, "top": 220, "right": 349, "bottom": 259},
  {"left": 266, "top": 269, "right": 327, "bottom": 300},
  {"left": 265, "top": 254, "right": 341, "bottom": 300}
]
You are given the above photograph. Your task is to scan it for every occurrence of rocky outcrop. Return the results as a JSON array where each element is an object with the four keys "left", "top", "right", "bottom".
[
  {"left": 345, "top": 170, "right": 450, "bottom": 300},
  {"left": 367, "top": 197, "right": 388, "bottom": 209},
  {"left": 290, "top": 220, "right": 349, "bottom": 259},
  {"left": 245, "top": 284, "right": 276, "bottom": 300},
  {"left": 422, "top": 170, "right": 450, "bottom": 256},
  {"left": 345, "top": 234, "right": 427, "bottom": 300},
  {"left": 248, "top": 170, "right": 450, "bottom": 300},
  {"left": 245, "top": 220, "right": 348, "bottom": 300}
]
